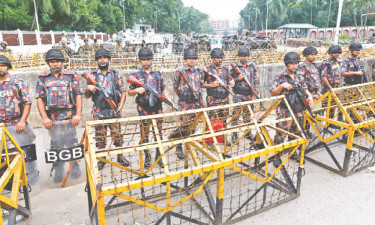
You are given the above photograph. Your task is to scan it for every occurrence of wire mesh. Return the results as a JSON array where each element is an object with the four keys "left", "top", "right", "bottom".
[
  {"left": 84, "top": 96, "right": 307, "bottom": 225},
  {"left": 305, "top": 82, "right": 375, "bottom": 176}
]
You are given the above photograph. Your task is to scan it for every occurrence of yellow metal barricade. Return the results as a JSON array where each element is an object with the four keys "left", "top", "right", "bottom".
[
  {"left": 0, "top": 124, "right": 31, "bottom": 224},
  {"left": 84, "top": 96, "right": 307, "bottom": 224},
  {"left": 304, "top": 82, "right": 375, "bottom": 176}
]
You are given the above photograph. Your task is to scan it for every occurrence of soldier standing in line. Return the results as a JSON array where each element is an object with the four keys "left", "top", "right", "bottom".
[
  {"left": 92, "top": 39, "right": 100, "bottom": 53},
  {"left": 230, "top": 47, "right": 259, "bottom": 144},
  {"left": 298, "top": 46, "right": 322, "bottom": 100},
  {"left": 60, "top": 41, "right": 75, "bottom": 58},
  {"left": 79, "top": 38, "right": 93, "bottom": 55},
  {"left": 340, "top": 42, "right": 366, "bottom": 86},
  {"left": 320, "top": 45, "right": 342, "bottom": 125},
  {"left": 173, "top": 48, "right": 204, "bottom": 160},
  {"left": 270, "top": 52, "right": 314, "bottom": 159},
  {"left": 0, "top": 55, "right": 38, "bottom": 184},
  {"left": 84, "top": 48, "right": 128, "bottom": 170},
  {"left": 202, "top": 48, "right": 234, "bottom": 120},
  {"left": 128, "top": 48, "right": 173, "bottom": 168},
  {"left": 35, "top": 49, "right": 83, "bottom": 183}
]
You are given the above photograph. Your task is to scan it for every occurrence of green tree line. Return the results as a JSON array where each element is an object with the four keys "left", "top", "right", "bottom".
[
  {"left": 240, "top": 0, "right": 375, "bottom": 31},
  {"left": 0, "top": 0, "right": 210, "bottom": 34}
]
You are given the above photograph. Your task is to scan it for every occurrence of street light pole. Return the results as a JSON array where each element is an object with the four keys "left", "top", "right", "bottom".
[
  {"left": 33, "top": 0, "right": 40, "bottom": 31},
  {"left": 266, "top": 0, "right": 272, "bottom": 36},
  {"left": 154, "top": 10, "right": 161, "bottom": 33},
  {"left": 334, "top": 0, "right": 344, "bottom": 44},
  {"left": 120, "top": 0, "right": 126, "bottom": 31}
]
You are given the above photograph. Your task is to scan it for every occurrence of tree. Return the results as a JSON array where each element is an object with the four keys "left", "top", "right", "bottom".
[{"left": 0, "top": 0, "right": 31, "bottom": 30}]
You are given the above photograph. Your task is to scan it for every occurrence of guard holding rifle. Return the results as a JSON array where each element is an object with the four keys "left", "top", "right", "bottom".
[
  {"left": 270, "top": 52, "right": 313, "bottom": 159},
  {"left": 203, "top": 48, "right": 234, "bottom": 119},
  {"left": 230, "top": 47, "right": 259, "bottom": 145},
  {"left": 298, "top": 46, "right": 322, "bottom": 100},
  {"left": 173, "top": 48, "right": 204, "bottom": 159},
  {"left": 84, "top": 48, "right": 128, "bottom": 170},
  {"left": 128, "top": 47, "right": 173, "bottom": 169},
  {"left": 340, "top": 42, "right": 367, "bottom": 86}
]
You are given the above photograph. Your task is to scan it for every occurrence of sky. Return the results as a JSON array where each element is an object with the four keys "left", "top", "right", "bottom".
[{"left": 182, "top": 0, "right": 248, "bottom": 21}]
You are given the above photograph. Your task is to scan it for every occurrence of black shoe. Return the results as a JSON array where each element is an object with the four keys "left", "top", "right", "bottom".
[
  {"left": 155, "top": 148, "right": 164, "bottom": 167},
  {"left": 117, "top": 155, "right": 130, "bottom": 167},
  {"left": 97, "top": 157, "right": 106, "bottom": 170},
  {"left": 144, "top": 150, "right": 151, "bottom": 169},
  {"left": 176, "top": 144, "right": 185, "bottom": 160}
]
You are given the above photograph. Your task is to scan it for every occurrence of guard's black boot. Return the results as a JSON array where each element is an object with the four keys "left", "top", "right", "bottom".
[
  {"left": 176, "top": 144, "right": 185, "bottom": 160},
  {"left": 97, "top": 157, "right": 106, "bottom": 170},
  {"left": 144, "top": 150, "right": 151, "bottom": 169},
  {"left": 117, "top": 155, "right": 130, "bottom": 167},
  {"left": 155, "top": 148, "right": 164, "bottom": 167}
]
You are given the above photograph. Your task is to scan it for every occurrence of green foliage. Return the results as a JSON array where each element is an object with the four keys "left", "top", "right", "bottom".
[
  {"left": 0, "top": 0, "right": 32, "bottom": 30},
  {"left": 1, "top": 0, "right": 209, "bottom": 34},
  {"left": 240, "top": 0, "right": 375, "bottom": 31}
]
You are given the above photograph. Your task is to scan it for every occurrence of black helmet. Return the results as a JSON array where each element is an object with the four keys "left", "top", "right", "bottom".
[
  {"left": 284, "top": 52, "right": 301, "bottom": 64},
  {"left": 0, "top": 55, "right": 12, "bottom": 69},
  {"left": 210, "top": 48, "right": 224, "bottom": 58},
  {"left": 184, "top": 48, "right": 198, "bottom": 59},
  {"left": 328, "top": 45, "right": 342, "bottom": 54},
  {"left": 138, "top": 47, "right": 154, "bottom": 60},
  {"left": 303, "top": 46, "right": 318, "bottom": 56},
  {"left": 237, "top": 47, "right": 250, "bottom": 56},
  {"left": 349, "top": 42, "right": 362, "bottom": 51},
  {"left": 95, "top": 48, "right": 111, "bottom": 61},
  {"left": 45, "top": 49, "right": 65, "bottom": 62}
]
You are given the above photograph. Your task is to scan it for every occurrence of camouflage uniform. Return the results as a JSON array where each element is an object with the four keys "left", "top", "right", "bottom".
[
  {"left": 0, "top": 74, "right": 31, "bottom": 126},
  {"left": 129, "top": 68, "right": 166, "bottom": 143},
  {"left": 113, "top": 45, "right": 124, "bottom": 54},
  {"left": 92, "top": 44, "right": 100, "bottom": 53},
  {"left": 340, "top": 55, "right": 363, "bottom": 86},
  {"left": 60, "top": 46, "right": 75, "bottom": 58},
  {"left": 0, "top": 49, "right": 12, "bottom": 54},
  {"left": 203, "top": 64, "right": 233, "bottom": 119},
  {"left": 79, "top": 44, "right": 93, "bottom": 55},
  {"left": 1, "top": 74, "right": 38, "bottom": 185},
  {"left": 88, "top": 68, "right": 126, "bottom": 149},
  {"left": 298, "top": 61, "right": 321, "bottom": 96},
  {"left": 230, "top": 63, "right": 260, "bottom": 125},
  {"left": 269, "top": 70, "right": 307, "bottom": 144},
  {"left": 320, "top": 57, "right": 341, "bottom": 94},
  {"left": 36, "top": 69, "right": 82, "bottom": 181}
]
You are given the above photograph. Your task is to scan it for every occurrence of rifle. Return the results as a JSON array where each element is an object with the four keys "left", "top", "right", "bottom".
[
  {"left": 204, "top": 69, "right": 241, "bottom": 103},
  {"left": 82, "top": 71, "right": 121, "bottom": 118},
  {"left": 288, "top": 82, "right": 316, "bottom": 119},
  {"left": 127, "top": 76, "right": 179, "bottom": 111},
  {"left": 230, "top": 63, "right": 259, "bottom": 99},
  {"left": 180, "top": 70, "right": 205, "bottom": 108}
]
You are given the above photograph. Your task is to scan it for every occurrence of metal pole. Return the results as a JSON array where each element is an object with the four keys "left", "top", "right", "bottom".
[
  {"left": 266, "top": 2, "right": 269, "bottom": 35},
  {"left": 120, "top": 0, "right": 126, "bottom": 31},
  {"left": 334, "top": 0, "right": 344, "bottom": 44},
  {"left": 33, "top": 0, "right": 40, "bottom": 31}
]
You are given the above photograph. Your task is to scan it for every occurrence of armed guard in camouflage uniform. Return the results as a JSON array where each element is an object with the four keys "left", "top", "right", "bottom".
[
  {"left": 298, "top": 47, "right": 322, "bottom": 100},
  {"left": 270, "top": 52, "right": 313, "bottom": 159},
  {"left": 203, "top": 48, "right": 234, "bottom": 119},
  {"left": 320, "top": 45, "right": 342, "bottom": 124},
  {"left": 0, "top": 41, "right": 12, "bottom": 54},
  {"left": 173, "top": 48, "right": 204, "bottom": 159},
  {"left": 85, "top": 48, "right": 128, "bottom": 170},
  {"left": 36, "top": 49, "right": 83, "bottom": 183},
  {"left": 230, "top": 47, "right": 260, "bottom": 144},
  {"left": 0, "top": 55, "right": 38, "bottom": 185},
  {"left": 340, "top": 42, "right": 366, "bottom": 86},
  {"left": 60, "top": 41, "right": 75, "bottom": 58},
  {"left": 320, "top": 45, "right": 342, "bottom": 94},
  {"left": 128, "top": 48, "right": 173, "bottom": 168},
  {"left": 79, "top": 38, "right": 93, "bottom": 55}
]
